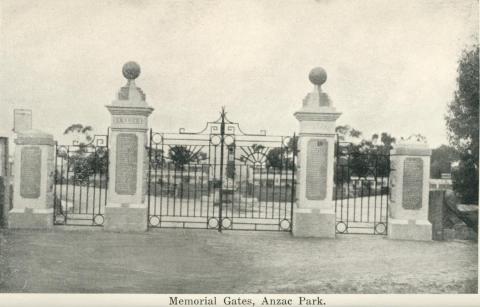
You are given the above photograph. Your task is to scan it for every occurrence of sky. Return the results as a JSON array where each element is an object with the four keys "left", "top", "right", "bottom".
[{"left": 0, "top": 0, "right": 478, "bottom": 148}]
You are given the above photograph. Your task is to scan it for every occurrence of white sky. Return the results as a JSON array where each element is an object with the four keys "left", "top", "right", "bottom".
[{"left": 0, "top": 0, "right": 478, "bottom": 147}]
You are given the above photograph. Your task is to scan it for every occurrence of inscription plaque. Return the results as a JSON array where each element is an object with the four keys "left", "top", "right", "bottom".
[
  {"left": 402, "top": 157, "right": 423, "bottom": 210},
  {"left": 306, "top": 139, "right": 328, "bottom": 200},
  {"left": 115, "top": 133, "right": 138, "bottom": 195},
  {"left": 20, "top": 146, "right": 41, "bottom": 199}
]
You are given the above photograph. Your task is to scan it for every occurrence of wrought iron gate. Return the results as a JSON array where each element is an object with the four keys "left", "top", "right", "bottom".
[
  {"left": 334, "top": 139, "right": 390, "bottom": 235},
  {"left": 53, "top": 134, "right": 109, "bottom": 226},
  {"left": 148, "top": 108, "right": 297, "bottom": 232}
]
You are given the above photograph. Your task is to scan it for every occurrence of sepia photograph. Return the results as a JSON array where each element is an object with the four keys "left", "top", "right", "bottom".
[{"left": 0, "top": 0, "right": 478, "bottom": 306}]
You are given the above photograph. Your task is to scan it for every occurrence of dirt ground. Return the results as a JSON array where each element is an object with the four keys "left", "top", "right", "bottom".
[{"left": 0, "top": 228, "right": 477, "bottom": 293}]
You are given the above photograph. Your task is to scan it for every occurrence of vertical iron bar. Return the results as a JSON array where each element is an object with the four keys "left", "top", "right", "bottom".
[
  {"left": 218, "top": 108, "right": 226, "bottom": 232},
  {"left": 148, "top": 129, "right": 152, "bottom": 223},
  {"left": 373, "top": 154, "right": 378, "bottom": 232},
  {"left": 72, "top": 147, "right": 76, "bottom": 215},
  {"left": 104, "top": 129, "right": 109, "bottom": 215},
  {"left": 194, "top": 162, "right": 197, "bottom": 217},
  {"left": 386, "top": 153, "right": 390, "bottom": 233},
  {"left": 289, "top": 133, "right": 296, "bottom": 233},
  {"left": 65, "top": 146, "right": 70, "bottom": 223},
  {"left": 272, "top": 167, "right": 275, "bottom": 219},
  {"left": 53, "top": 143, "right": 58, "bottom": 223}
]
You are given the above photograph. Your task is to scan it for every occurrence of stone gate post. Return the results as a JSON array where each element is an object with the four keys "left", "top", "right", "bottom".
[
  {"left": 292, "top": 67, "right": 341, "bottom": 238},
  {"left": 388, "top": 139, "right": 432, "bottom": 240},
  {"left": 8, "top": 130, "right": 55, "bottom": 229},
  {"left": 104, "top": 62, "right": 153, "bottom": 232}
]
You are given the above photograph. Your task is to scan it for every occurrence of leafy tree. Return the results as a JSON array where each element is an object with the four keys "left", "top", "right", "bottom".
[
  {"left": 61, "top": 124, "right": 107, "bottom": 184},
  {"left": 445, "top": 45, "right": 479, "bottom": 204},
  {"left": 336, "top": 125, "right": 362, "bottom": 141},
  {"left": 335, "top": 129, "right": 395, "bottom": 181},
  {"left": 266, "top": 147, "right": 285, "bottom": 169},
  {"left": 64, "top": 124, "right": 93, "bottom": 145},
  {"left": 168, "top": 146, "right": 202, "bottom": 170},
  {"left": 430, "top": 145, "right": 459, "bottom": 179},
  {"left": 265, "top": 136, "right": 298, "bottom": 170}
]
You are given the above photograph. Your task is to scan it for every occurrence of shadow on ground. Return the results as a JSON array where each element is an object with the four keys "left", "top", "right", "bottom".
[{"left": 0, "top": 229, "right": 477, "bottom": 293}]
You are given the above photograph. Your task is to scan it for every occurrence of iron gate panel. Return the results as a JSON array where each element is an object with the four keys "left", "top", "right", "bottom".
[
  {"left": 53, "top": 134, "right": 109, "bottom": 226},
  {"left": 148, "top": 108, "right": 297, "bottom": 232},
  {"left": 334, "top": 140, "right": 390, "bottom": 235}
]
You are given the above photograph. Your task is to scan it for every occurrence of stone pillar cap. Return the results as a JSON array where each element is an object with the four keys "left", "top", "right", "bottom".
[
  {"left": 391, "top": 138, "right": 431, "bottom": 156},
  {"left": 15, "top": 129, "right": 55, "bottom": 146},
  {"left": 108, "top": 61, "right": 152, "bottom": 109},
  {"left": 294, "top": 109, "right": 341, "bottom": 122},
  {"left": 295, "top": 66, "right": 342, "bottom": 118}
]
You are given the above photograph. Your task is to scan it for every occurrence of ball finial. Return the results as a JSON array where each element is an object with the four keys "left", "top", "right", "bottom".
[
  {"left": 309, "top": 67, "right": 327, "bottom": 86},
  {"left": 122, "top": 61, "right": 141, "bottom": 80}
]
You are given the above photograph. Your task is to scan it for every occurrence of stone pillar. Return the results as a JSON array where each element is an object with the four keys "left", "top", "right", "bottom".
[
  {"left": 292, "top": 67, "right": 341, "bottom": 238},
  {"left": 388, "top": 139, "right": 432, "bottom": 240},
  {"left": 104, "top": 62, "right": 153, "bottom": 232},
  {"left": 8, "top": 130, "right": 55, "bottom": 229}
]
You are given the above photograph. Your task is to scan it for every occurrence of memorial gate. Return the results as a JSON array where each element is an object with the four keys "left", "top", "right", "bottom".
[{"left": 6, "top": 62, "right": 433, "bottom": 241}]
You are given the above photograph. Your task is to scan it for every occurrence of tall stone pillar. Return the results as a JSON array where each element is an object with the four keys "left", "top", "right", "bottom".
[
  {"left": 292, "top": 67, "right": 341, "bottom": 238},
  {"left": 8, "top": 130, "right": 55, "bottom": 229},
  {"left": 388, "top": 139, "right": 432, "bottom": 240},
  {"left": 104, "top": 62, "right": 153, "bottom": 232}
]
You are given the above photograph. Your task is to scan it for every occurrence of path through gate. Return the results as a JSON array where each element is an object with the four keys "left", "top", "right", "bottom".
[
  {"left": 334, "top": 139, "right": 390, "bottom": 235},
  {"left": 53, "top": 134, "right": 109, "bottom": 226},
  {"left": 148, "top": 108, "right": 297, "bottom": 232}
]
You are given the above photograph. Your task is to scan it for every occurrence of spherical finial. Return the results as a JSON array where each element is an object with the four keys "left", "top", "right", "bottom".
[
  {"left": 122, "top": 61, "right": 141, "bottom": 80},
  {"left": 309, "top": 67, "right": 327, "bottom": 86}
]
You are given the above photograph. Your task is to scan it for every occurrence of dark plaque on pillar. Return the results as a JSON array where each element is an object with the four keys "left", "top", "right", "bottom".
[
  {"left": 20, "top": 146, "right": 41, "bottom": 199},
  {"left": 306, "top": 139, "right": 328, "bottom": 200},
  {"left": 402, "top": 157, "right": 423, "bottom": 210},
  {"left": 115, "top": 133, "right": 138, "bottom": 195}
]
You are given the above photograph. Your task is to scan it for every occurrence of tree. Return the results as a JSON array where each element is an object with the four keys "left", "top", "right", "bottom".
[
  {"left": 264, "top": 136, "right": 298, "bottom": 170},
  {"left": 335, "top": 125, "right": 362, "bottom": 142},
  {"left": 335, "top": 128, "right": 395, "bottom": 180},
  {"left": 430, "top": 145, "right": 459, "bottom": 179},
  {"left": 445, "top": 45, "right": 479, "bottom": 204},
  {"left": 168, "top": 146, "right": 202, "bottom": 170},
  {"left": 64, "top": 124, "right": 93, "bottom": 145},
  {"left": 62, "top": 124, "right": 107, "bottom": 184}
]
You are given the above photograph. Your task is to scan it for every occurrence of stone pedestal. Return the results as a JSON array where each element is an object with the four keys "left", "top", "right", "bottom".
[
  {"left": 104, "top": 62, "right": 153, "bottom": 232},
  {"left": 388, "top": 140, "right": 432, "bottom": 241},
  {"left": 8, "top": 130, "right": 55, "bottom": 229},
  {"left": 292, "top": 67, "right": 341, "bottom": 238}
]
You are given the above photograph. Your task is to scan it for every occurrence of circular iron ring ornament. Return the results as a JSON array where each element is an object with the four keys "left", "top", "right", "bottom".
[
  {"left": 152, "top": 133, "right": 163, "bottom": 145},
  {"left": 149, "top": 216, "right": 161, "bottom": 227},
  {"left": 336, "top": 221, "right": 348, "bottom": 234},
  {"left": 93, "top": 214, "right": 104, "bottom": 226},
  {"left": 96, "top": 147, "right": 107, "bottom": 158},
  {"left": 54, "top": 214, "right": 66, "bottom": 224},
  {"left": 374, "top": 222, "right": 387, "bottom": 235},
  {"left": 208, "top": 217, "right": 219, "bottom": 229},
  {"left": 279, "top": 219, "right": 291, "bottom": 231},
  {"left": 57, "top": 145, "right": 68, "bottom": 156},
  {"left": 210, "top": 135, "right": 221, "bottom": 146},
  {"left": 224, "top": 135, "right": 235, "bottom": 146},
  {"left": 221, "top": 217, "right": 232, "bottom": 229}
]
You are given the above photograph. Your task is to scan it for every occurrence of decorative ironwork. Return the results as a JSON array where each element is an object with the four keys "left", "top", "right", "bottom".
[
  {"left": 334, "top": 139, "right": 390, "bottom": 235},
  {"left": 53, "top": 132, "right": 109, "bottom": 226},
  {"left": 147, "top": 107, "right": 297, "bottom": 232}
]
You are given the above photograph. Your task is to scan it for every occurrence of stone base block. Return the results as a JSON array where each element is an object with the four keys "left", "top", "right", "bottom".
[
  {"left": 388, "top": 218, "right": 432, "bottom": 241},
  {"left": 104, "top": 203, "right": 147, "bottom": 232},
  {"left": 8, "top": 208, "right": 53, "bottom": 229},
  {"left": 292, "top": 208, "right": 335, "bottom": 238}
]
